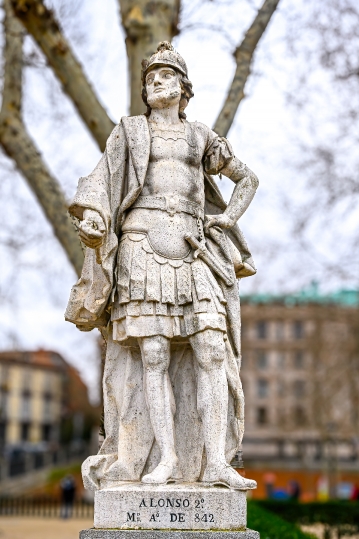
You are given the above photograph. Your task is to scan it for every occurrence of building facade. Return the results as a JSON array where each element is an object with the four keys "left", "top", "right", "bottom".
[
  {"left": 240, "top": 287, "right": 359, "bottom": 471},
  {"left": 0, "top": 350, "right": 97, "bottom": 452}
]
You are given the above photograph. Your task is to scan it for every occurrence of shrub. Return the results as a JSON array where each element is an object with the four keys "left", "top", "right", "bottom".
[
  {"left": 257, "top": 501, "right": 359, "bottom": 528},
  {"left": 247, "top": 501, "right": 317, "bottom": 539}
]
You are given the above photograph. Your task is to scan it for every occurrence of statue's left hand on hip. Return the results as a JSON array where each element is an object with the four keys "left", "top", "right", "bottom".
[{"left": 204, "top": 213, "right": 233, "bottom": 235}]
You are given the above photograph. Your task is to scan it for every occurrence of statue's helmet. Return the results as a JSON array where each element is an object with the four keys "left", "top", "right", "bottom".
[{"left": 141, "top": 41, "right": 188, "bottom": 82}]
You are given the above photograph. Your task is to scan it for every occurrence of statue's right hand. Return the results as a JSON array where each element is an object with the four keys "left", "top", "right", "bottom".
[{"left": 78, "top": 209, "right": 106, "bottom": 249}]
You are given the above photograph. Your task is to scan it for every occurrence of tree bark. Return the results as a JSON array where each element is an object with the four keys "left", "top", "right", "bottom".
[
  {"left": 0, "top": 0, "right": 83, "bottom": 276},
  {"left": 213, "top": 0, "right": 280, "bottom": 137},
  {"left": 118, "top": 0, "right": 180, "bottom": 115},
  {"left": 11, "top": 0, "right": 115, "bottom": 152}
]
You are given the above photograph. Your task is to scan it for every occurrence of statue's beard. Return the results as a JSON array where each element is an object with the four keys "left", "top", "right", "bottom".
[{"left": 147, "top": 88, "right": 181, "bottom": 109}]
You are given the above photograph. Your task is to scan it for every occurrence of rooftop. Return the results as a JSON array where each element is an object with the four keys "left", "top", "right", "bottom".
[
  {"left": 0, "top": 350, "right": 68, "bottom": 371},
  {"left": 242, "top": 283, "right": 359, "bottom": 307}
]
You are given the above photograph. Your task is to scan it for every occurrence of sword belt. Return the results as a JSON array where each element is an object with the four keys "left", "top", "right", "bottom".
[{"left": 131, "top": 194, "right": 204, "bottom": 220}]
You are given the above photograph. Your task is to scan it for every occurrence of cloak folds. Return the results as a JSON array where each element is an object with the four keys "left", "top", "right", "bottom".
[{"left": 65, "top": 115, "right": 257, "bottom": 490}]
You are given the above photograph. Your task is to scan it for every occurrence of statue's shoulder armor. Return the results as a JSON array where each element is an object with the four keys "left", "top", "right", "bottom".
[
  {"left": 186, "top": 120, "right": 209, "bottom": 134},
  {"left": 190, "top": 120, "right": 210, "bottom": 131},
  {"left": 187, "top": 120, "right": 215, "bottom": 147}
]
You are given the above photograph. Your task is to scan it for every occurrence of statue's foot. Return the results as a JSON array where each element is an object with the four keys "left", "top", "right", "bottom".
[
  {"left": 141, "top": 461, "right": 183, "bottom": 485},
  {"left": 202, "top": 463, "right": 257, "bottom": 491}
]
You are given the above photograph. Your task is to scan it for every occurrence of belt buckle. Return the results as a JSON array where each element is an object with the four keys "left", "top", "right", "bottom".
[{"left": 165, "top": 194, "right": 180, "bottom": 217}]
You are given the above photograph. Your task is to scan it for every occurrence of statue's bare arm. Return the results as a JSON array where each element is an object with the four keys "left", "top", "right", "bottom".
[{"left": 204, "top": 157, "right": 259, "bottom": 234}]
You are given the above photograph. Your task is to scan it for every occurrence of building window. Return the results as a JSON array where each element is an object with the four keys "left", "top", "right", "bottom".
[
  {"left": 277, "top": 352, "right": 285, "bottom": 368},
  {"left": 276, "top": 321, "right": 284, "bottom": 341},
  {"left": 20, "top": 390, "right": 32, "bottom": 421},
  {"left": 257, "top": 378, "right": 268, "bottom": 398},
  {"left": 0, "top": 389, "right": 8, "bottom": 420},
  {"left": 277, "top": 408, "right": 286, "bottom": 427},
  {"left": 257, "top": 407, "right": 268, "bottom": 425},
  {"left": 21, "top": 422, "right": 31, "bottom": 441},
  {"left": 294, "top": 406, "right": 307, "bottom": 426},
  {"left": 22, "top": 368, "right": 32, "bottom": 390},
  {"left": 0, "top": 421, "right": 6, "bottom": 449},
  {"left": 0, "top": 366, "right": 9, "bottom": 387},
  {"left": 277, "top": 380, "right": 285, "bottom": 397},
  {"left": 42, "top": 424, "right": 52, "bottom": 442},
  {"left": 293, "top": 321, "right": 304, "bottom": 339},
  {"left": 257, "top": 321, "right": 267, "bottom": 340},
  {"left": 43, "top": 372, "right": 54, "bottom": 391},
  {"left": 293, "top": 380, "right": 306, "bottom": 398},
  {"left": 43, "top": 392, "right": 52, "bottom": 422},
  {"left": 294, "top": 351, "right": 304, "bottom": 369},
  {"left": 256, "top": 351, "right": 268, "bottom": 370}
]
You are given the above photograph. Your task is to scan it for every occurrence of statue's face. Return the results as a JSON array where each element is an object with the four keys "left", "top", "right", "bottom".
[{"left": 146, "top": 66, "right": 181, "bottom": 110}]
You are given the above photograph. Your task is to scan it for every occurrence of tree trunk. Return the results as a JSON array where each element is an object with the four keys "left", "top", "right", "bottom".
[
  {"left": 118, "top": 0, "right": 180, "bottom": 115},
  {"left": 0, "top": 114, "right": 84, "bottom": 276},
  {"left": 213, "top": 0, "right": 280, "bottom": 137},
  {"left": 11, "top": 0, "right": 115, "bottom": 152},
  {"left": 0, "top": 0, "right": 83, "bottom": 276}
]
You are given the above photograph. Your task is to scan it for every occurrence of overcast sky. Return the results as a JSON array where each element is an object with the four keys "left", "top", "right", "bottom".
[{"left": 0, "top": 0, "right": 357, "bottom": 400}]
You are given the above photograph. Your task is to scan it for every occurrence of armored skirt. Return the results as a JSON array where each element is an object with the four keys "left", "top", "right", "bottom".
[{"left": 111, "top": 232, "right": 227, "bottom": 343}]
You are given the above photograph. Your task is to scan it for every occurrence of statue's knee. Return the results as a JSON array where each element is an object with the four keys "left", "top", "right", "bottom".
[
  {"left": 145, "top": 352, "right": 169, "bottom": 372},
  {"left": 141, "top": 337, "right": 170, "bottom": 372},
  {"left": 197, "top": 340, "right": 226, "bottom": 371}
]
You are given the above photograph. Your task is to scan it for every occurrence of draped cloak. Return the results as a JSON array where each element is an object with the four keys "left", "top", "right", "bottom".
[{"left": 65, "top": 115, "right": 257, "bottom": 490}]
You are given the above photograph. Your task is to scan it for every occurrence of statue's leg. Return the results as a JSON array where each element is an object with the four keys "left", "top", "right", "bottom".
[
  {"left": 139, "top": 335, "right": 181, "bottom": 484},
  {"left": 189, "top": 329, "right": 256, "bottom": 490},
  {"left": 189, "top": 330, "right": 227, "bottom": 466}
]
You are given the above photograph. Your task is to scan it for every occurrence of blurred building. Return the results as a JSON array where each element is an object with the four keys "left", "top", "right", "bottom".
[
  {"left": 240, "top": 286, "right": 359, "bottom": 475},
  {"left": 0, "top": 350, "right": 97, "bottom": 453}
]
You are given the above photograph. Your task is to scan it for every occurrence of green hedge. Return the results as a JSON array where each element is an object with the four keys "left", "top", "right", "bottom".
[
  {"left": 247, "top": 501, "right": 316, "bottom": 539},
  {"left": 257, "top": 501, "right": 359, "bottom": 528}
]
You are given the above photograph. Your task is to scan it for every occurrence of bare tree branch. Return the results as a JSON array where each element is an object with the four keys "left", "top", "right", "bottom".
[
  {"left": 0, "top": 0, "right": 83, "bottom": 276},
  {"left": 213, "top": 0, "right": 280, "bottom": 137},
  {"left": 118, "top": 0, "right": 180, "bottom": 115},
  {"left": 11, "top": 0, "right": 115, "bottom": 152}
]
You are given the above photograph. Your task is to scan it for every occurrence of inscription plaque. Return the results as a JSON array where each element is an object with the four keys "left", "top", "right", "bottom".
[{"left": 94, "top": 483, "right": 247, "bottom": 531}]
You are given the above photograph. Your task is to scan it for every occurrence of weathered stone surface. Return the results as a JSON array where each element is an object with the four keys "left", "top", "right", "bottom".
[
  {"left": 80, "top": 530, "right": 260, "bottom": 539},
  {"left": 94, "top": 483, "right": 246, "bottom": 531},
  {"left": 66, "top": 42, "right": 259, "bottom": 499}
]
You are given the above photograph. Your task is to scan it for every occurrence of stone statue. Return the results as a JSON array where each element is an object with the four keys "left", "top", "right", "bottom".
[{"left": 66, "top": 42, "right": 258, "bottom": 493}]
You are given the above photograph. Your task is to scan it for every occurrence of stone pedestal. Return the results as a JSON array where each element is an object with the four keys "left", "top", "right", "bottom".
[
  {"left": 80, "top": 483, "right": 259, "bottom": 539},
  {"left": 80, "top": 482, "right": 258, "bottom": 539},
  {"left": 93, "top": 482, "right": 246, "bottom": 531},
  {"left": 80, "top": 530, "right": 260, "bottom": 539}
]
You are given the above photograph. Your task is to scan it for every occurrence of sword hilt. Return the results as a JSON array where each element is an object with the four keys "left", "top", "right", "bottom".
[{"left": 185, "top": 233, "right": 235, "bottom": 287}]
